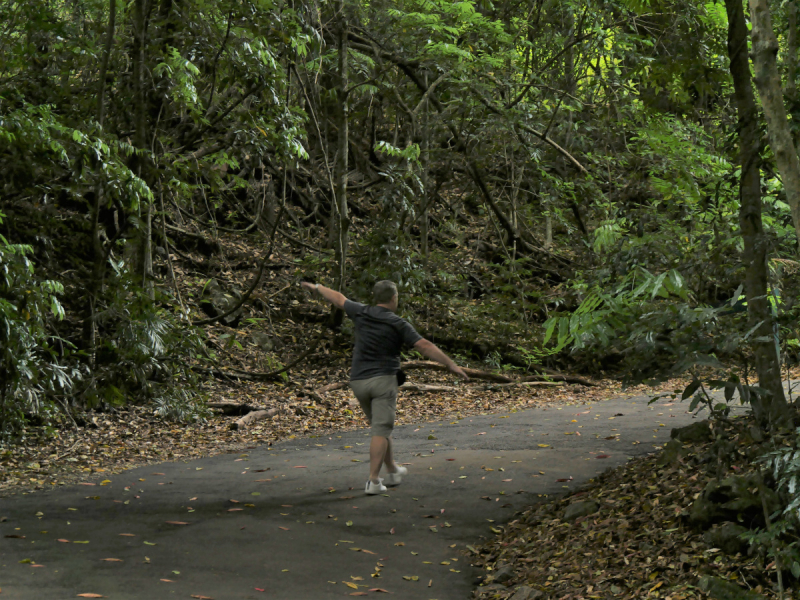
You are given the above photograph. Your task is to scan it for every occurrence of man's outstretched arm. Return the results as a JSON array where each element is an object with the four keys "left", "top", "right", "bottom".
[
  {"left": 300, "top": 281, "right": 347, "bottom": 310},
  {"left": 413, "top": 339, "right": 469, "bottom": 381}
]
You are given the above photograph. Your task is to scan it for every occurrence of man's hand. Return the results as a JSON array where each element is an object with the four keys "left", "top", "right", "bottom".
[
  {"left": 450, "top": 365, "right": 470, "bottom": 381},
  {"left": 300, "top": 281, "right": 347, "bottom": 310},
  {"left": 414, "top": 339, "right": 469, "bottom": 381}
]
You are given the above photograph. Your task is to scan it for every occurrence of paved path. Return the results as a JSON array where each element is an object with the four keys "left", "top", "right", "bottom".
[{"left": 1, "top": 391, "right": 707, "bottom": 599}]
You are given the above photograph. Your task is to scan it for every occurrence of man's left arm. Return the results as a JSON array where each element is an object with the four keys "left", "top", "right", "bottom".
[{"left": 300, "top": 282, "right": 347, "bottom": 310}]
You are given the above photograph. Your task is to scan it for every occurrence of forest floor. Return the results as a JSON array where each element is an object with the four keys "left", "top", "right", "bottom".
[
  {"left": 1, "top": 373, "right": 646, "bottom": 496},
  {"left": 1, "top": 380, "right": 719, "bottom": 600}
]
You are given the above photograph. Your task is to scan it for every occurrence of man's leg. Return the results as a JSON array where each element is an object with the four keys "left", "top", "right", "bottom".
[
  {"left": 369, "top": 436, "right": 389, "bottom": 483},
  {"left": 384, "top": 437, "right": 398, "bottom": 473}
]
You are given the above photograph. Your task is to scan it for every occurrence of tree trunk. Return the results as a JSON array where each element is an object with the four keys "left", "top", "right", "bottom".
[
  {"left": 129, "top": 0, "right": 154, "bottom": 296},
  {"left": 421, "top": 73, "right": 429, "bottom": 266},
  {"left": 748, "top": 0, "right": 800, "bottom": 248},
  {"left": 330, "top": 1, "right": 348, "bottom": 327},
  {"left": 788, "top": 1, "right": 798, "bottom": 103},
  {"left": 87, "top": 0, "right": 117, "bottom": 364},
  {"left": 725, "top": 0, "right": 790, "bottom": 428},
  {"left": 96, "top": 0, "right": 116, "bottom": 127}
]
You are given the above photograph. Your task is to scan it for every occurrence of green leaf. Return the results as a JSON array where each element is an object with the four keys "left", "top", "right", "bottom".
[{"left": 681, "top": 380, "right": 701, "bottom": 400}]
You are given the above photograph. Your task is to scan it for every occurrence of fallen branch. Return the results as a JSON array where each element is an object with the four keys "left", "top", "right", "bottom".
[
  {"left": 519, "top": 374, "right": 596, "bottom": 387},
  {"left": 401, "top": 360, "right": 515, "bottom": 383},
  {"left": 317, "top": 382, "right": 349, "bottom": 394},
  {"left": 208, "top": 402, "right": 259, "bottom": 416},
  {"left": 231, "top": 407, "right": 282, "bottom": 431},
  {"left": 400, "top": 360, "right": 596, "bottom": 387},
  {"left": 54, "top": 439, "right": 83, "bottom": 462},
  {"left": 307, "top": 381, "right": 350, "bottom": 404},
  {"left": 482, "top": 381, "right": 564, "bottom": 390},
  {"left": 400, "top": 383, "right": 456, "bottom": 392}
]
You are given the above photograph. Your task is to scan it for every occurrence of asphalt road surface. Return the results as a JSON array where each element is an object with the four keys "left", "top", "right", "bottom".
[{"left": 1, "top": 389, "right": 715, "bottom": 600}]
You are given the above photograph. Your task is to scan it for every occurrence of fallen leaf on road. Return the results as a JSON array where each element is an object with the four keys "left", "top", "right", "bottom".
[
  {"left": 100, "top": 558, "right": 122, "bottom": 562},
  {"left": 190, "top": 596, "right": 214, "bottom": 600},
  {"left": 394, "top": 542, "right": 404, "bottom": 546},
  {"left": 165, "top": 521, "right": 189, "bottom": 525},
  {"left": 4, "top": 535, "right": 24, "bottom": 539},
  {"left": 78, "top": 483, "right": 96, "bottom": 486},
  {"left": 446, "top": 458, "right": 455, "bottom": 461},
  {"left": 477, "top": 432, "right": 486, "bottom": 435},
  {"left": 502, "top": 479, "right": 512, "bottom": 482},
  {"left": 58, "top": 539, "right": 70, "bottom": 543},
  {"left": 293, "top": 466, "right": 307, "bottom": 468},
  {"left": 143, "top": 541, "right": 156, "bottom": 545},
  {"left": 229, "top": 499, "right": 240, "bottom": 503},
  {"left": 350, "top": 593, "right": 368, "bottom": 597},
  {"left": 596, "top": 455, "right": 610, "bottom": 459},
  {"left": 118, "top": 533, "right": 135, "bottom": 537},
  {"left": 152, "top": 473, "right": 165, "bottom": 476},
  {"left": 369, "top": 589, "right": 390, "bottom": 593},
  {"left": 344, "top": 582, "right": 359, "bottom": 589},
  {"left": 227, "top": 508, "right": 243, "bottom": 512},
  {"left": 279, "top": 527, "right": 290, "bottom": 531},
  {"left": 77, "top": 595, "right": 104, "bottom": 598},
  {"left": 537, "top": 444, "right": 550, "bottom": 448},
  {"left": 160, "top": 579, "right": 173, "bottom": 583},
  {"left": 390, "top": 527, "right": 395, "bottom": 534},
  {"left": 255, "top": 588, "right": 265, "bottom": 592},
  {"left": 346, "top": 521, "right": 353, "bottom": 526}
]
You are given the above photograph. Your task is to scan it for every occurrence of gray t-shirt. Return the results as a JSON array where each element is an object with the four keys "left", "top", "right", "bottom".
[{"left": 344, "top": 300, "right": 423, "bottom": 381}]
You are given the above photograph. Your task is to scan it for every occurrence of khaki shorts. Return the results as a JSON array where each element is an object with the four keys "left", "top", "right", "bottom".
[{"left": 350, "top": 375, "right": 397, "bottom": 438}]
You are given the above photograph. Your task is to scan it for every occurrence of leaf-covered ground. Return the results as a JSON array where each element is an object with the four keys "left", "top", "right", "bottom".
[
  {"left": 471, "top": 409, "right": 798, "bottom": 600},
  {"left": 1, "top": 372, "right": 647, "bottom": 496}
]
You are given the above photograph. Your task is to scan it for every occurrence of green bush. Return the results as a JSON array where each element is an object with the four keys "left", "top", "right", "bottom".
[{"left": 0, "top": 212, "right": 77, "bottom": 440}]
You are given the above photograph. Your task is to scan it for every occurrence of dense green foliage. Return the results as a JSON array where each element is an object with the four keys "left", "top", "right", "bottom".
[{"left": 1, "top": 0, "right": 800, "bottom": 439}]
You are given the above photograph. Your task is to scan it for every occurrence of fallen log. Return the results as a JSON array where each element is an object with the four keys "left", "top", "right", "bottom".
[
  {"left": 400, "top": 360, "right": 515, "bottom": 383},
  {"left": 208, "top": 402, "right": 259, "bottom": 416},
  {"left": 231, "top": 407, "right": 282, "bottom": 431},
  {"left": 482, "top": 381, "right": 564, "bottom": 390},
  {"left": 519, "top": 374, "right": 596, "bottom": 387},
  {"left": 316, "top": 382, "right": 349, "bottom": 394},
  {"left": 307, "top": 381, "right": 350, "bottom": 404},
  {"left": 400, "top": 360, "right": 596, "bottom": 387},
  {"left": 400, "top": 383, "right": 456, "bottom": 392}
]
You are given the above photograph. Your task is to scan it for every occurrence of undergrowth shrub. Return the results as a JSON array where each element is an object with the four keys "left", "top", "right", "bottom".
[{"left": 0, "top": 212, "right": 78, "bottom": 440}]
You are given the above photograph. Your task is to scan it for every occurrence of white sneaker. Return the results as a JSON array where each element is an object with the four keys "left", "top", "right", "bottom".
[
  {"left": 383, "top": 466, "right": 408, "bottom": 487},
  {"left": 365, "top": 479, "right": 387, "bottom": 495}
]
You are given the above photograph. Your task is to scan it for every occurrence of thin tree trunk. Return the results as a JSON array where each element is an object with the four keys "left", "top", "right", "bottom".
[
  {"left": 748, "top": 0, "right": 800, "bottom": 248},
  {"left": 788, "top": 1, "right": 797, "bottom": 102},
  {"left": 129, "top": 0, "right": 154, "bottom": 296},
  {"left": 96, "top": 0, "right": 116, "bottom": 126},
  {"left": 331, "top": 1, "right": 348, "bottom": 326},
  {"left": 725, "top": 0, "right": 790, "bottom": 428},
  {"left": 86, "top": 0, "right": 117, "bottom": 364},
  {"left": 788, "top": 0, "right": 799, "bottom": 152},
  {"left": 421, "top": 72, "right": 429, "bottom": 265}
]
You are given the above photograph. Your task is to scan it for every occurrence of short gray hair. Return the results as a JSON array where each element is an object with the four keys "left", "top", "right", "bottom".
[{"left": 373, "top": 280, "right": 398, "bottom": 304}]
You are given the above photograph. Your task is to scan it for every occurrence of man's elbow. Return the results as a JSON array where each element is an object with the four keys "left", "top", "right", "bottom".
[{"left": 414, "top": 339, "right": 433, "bottom": 354}]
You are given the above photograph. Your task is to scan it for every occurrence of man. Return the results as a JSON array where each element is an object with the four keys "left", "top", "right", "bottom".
[{"left": 300, "top": 280, "right": 469, "bottom": 495}]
